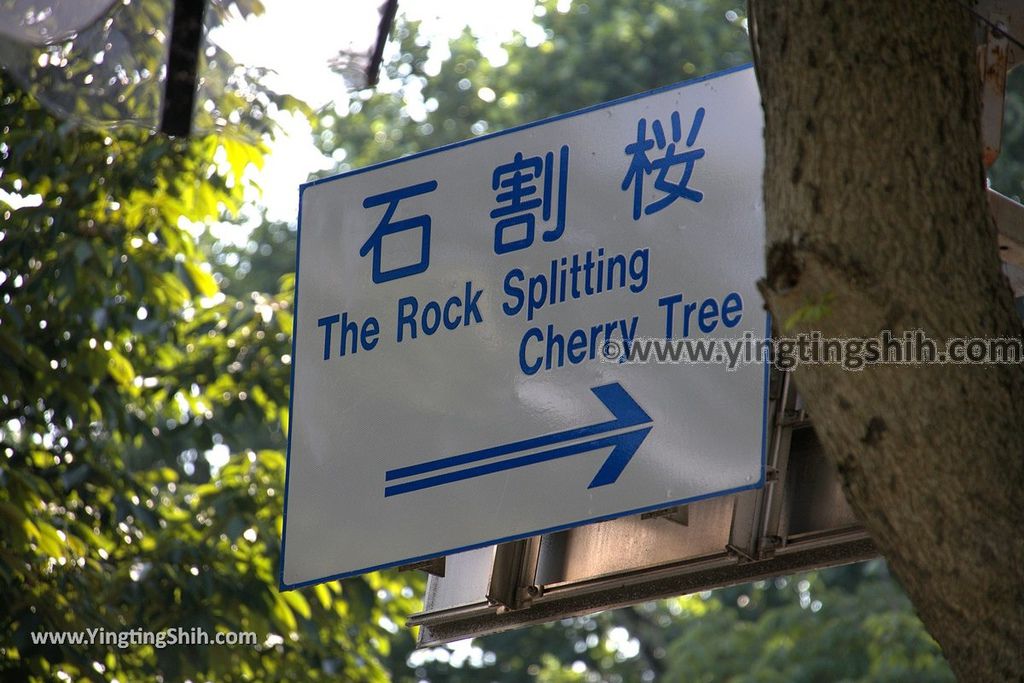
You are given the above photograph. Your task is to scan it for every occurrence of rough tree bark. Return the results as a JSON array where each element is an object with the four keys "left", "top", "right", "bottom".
[{"left": 748, "top": 2, "right": 1024, "bottom": 680}]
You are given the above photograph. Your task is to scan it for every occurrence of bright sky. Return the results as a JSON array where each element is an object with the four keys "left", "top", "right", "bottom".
[{"left": 213, "top": 0, "right": 543, "bottom": 225}]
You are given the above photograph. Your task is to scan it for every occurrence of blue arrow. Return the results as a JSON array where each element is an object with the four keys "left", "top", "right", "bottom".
[{"left": 384, "top": 383, "right": 653, "bottom": 497}]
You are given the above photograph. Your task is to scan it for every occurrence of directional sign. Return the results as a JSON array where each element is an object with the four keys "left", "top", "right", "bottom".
[
  {"left": 281, "top": 64, "right": 769, "bottom": 589},
  {"left": 383, "top": 383, "right": 653, "bottom": 497}
]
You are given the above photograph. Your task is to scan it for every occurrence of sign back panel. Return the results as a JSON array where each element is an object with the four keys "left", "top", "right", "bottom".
[{"left": 281, "top": 65, "right": 768, "bottom": 589}]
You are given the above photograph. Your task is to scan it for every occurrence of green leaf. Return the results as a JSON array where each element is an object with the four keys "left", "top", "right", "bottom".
[
  {"left": 272, "top": 595, "right": 297, "bottom": 633},
  {"left": 106, "top": 350, "right": 136, "bottom": 386},
  {"left": 184, "top": 262, "right": 219, "bottom": 298},
  {"left": 283, "top": 591, "right": 312, "bottom": 620},
  {"left": 314, "top": 583, "right": 332, "bottom": 610}
]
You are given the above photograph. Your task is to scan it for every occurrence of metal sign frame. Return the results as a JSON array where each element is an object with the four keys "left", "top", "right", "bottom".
[{"left": 408, "top": 371, "right": 877, "bottom": 645}]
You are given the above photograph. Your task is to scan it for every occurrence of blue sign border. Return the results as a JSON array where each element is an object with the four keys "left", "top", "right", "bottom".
[{"left": 280, "top": 63, "right": 768, "bottom": 591}]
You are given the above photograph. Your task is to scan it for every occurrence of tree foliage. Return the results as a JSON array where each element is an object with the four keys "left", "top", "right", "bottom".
[
  {"left": 395, "top": 563, "right": 951, "bottom": 683},
  {"left": 0, "top": 8, "right": 413, "bottom": 677}
]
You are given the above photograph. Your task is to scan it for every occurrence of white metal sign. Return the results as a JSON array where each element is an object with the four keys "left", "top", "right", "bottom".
[{"left": 281, "top": 65, "right": 768, "bottom": 589}]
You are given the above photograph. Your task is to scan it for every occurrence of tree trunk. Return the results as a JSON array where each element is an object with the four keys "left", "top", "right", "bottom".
[{"left": 748, "top": 2, "right": 1024, "bottom": 680}]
